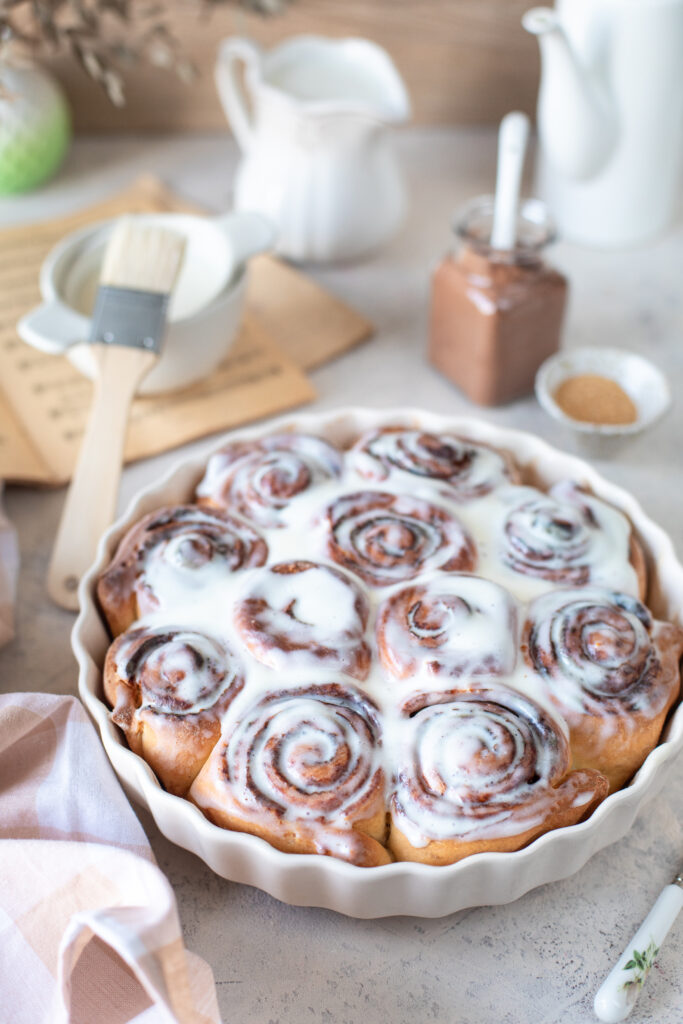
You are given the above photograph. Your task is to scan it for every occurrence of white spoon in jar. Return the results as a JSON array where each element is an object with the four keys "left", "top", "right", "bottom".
[{"left": 490, "top": 111, "right": 531, "bottom": 251}]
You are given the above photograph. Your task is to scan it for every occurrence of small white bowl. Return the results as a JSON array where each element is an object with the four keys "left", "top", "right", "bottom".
[
  {"left": 17, "top": 211, "right": 274, "bottom": 395},
  {"left": 535, "top": 347, "right": 671, "bottom": 450}
]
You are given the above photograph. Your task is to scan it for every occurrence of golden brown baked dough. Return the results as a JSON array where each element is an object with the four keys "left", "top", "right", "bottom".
[
  {"left": 189, "top": 684, "right": 392, "bottom": 866},
  {"left": 104, "top": 626, "right": 244, "bottom": 795},
  {"left": 523, "top": 588, "right": 683, "bottom": 791},
  {"left": 98, "top": 504, "right": 267, "bottom": 636},
  {"left": 387, "top": 686, "right": 609, "bottom": 865},
  {"left": 96, "top": 425, "right": 681, "bottom": 867}
]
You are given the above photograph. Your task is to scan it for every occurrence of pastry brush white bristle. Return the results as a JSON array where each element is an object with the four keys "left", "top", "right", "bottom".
[{"left": 99, "top": 217, "right": 187, "bottom": 295}]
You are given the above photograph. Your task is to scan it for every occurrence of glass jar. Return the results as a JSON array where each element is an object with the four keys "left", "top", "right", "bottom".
[{"left": 429, "top": 196, "right": 568, "bottom": 406}]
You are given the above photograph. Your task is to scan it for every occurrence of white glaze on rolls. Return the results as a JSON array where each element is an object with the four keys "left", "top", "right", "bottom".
[
  {"left": 96, "top": 504, "right": 267, "bottom": 636},
  {"left": 196, "top": 433, "right": 343, "bottom": 528},
  {"left": 389, "top": 685, "right": 602, "bottom": 848},
  {"left": 234, "top": 561, "right": 371, "bottom": 679},
  {"left": 189, "top": 682, "right": 390, "bottom": 865},
  {"left": 99, "top": 425, "right": 662, "bottom": 862},
  {"left": 498, "top": 481, "right": 638, "bottom": 594},
  {"left": 376, "top": 574, "right": 518, "bottom": 680},
  {"left": 324, "top": 490, "right": 476, "bottom": 587},
  {"left": 349, "top": 428, "right": 517, "bottom": 499},
  {"left": 220, "top": 685, "right": 382, "bottom": 821},
  {"left": 113, "top": 627, "right": 242, "bottom": 714},
  {"left": 525, "top": 587, "right": 675, "bottom": 725}
]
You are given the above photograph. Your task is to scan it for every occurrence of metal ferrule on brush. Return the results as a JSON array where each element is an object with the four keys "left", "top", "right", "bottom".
[{"left": 89, "top": 286, "right": 169, "bottom": 352}]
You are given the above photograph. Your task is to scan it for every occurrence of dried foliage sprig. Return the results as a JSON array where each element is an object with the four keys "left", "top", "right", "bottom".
[{"left": 0, "top": 0, "right": 290, "bottom": 105}]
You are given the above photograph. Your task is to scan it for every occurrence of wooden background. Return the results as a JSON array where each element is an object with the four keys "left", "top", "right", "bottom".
[{"left": 43, "top": 0, "right": 540, "bottom": 132}]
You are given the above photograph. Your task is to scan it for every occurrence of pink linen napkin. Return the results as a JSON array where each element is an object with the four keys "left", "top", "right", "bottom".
[{"left": 0, "top": 693, "right": 222, "bottom": 1024}]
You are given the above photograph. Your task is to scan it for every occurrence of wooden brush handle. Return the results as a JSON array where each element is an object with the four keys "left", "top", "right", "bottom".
[{"left": 47, "top": 345, "right": 157, "bottom": 611}]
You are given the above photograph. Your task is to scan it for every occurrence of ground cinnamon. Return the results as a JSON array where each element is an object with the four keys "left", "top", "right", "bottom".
[{"left": 553, "top": 374, "right": 637, "bottom": 426}]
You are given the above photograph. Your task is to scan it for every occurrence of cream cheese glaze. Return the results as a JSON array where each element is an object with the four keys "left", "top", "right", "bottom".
[
  {"left": 113, "top": 627, "right": 242, "bottom": 715},
  {"left": 390, "top": 686, "right": 590, "bottom": 846},
  {"left": 101, "top": 427, "right": 662, "bottom": 861},
  {"left": 347, "top": 428, "right": 516, "bottom": 499},
  {"left": 525, "top": 587, "right": 674, "bottom": 727}
]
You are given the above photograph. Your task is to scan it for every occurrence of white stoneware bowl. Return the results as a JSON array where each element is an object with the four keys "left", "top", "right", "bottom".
[
  {"left": 17, "top": 211, "right": 273, "bottom": 394},
  {"left": 72, "top": 408, "right": 683, "bottom": 918}
]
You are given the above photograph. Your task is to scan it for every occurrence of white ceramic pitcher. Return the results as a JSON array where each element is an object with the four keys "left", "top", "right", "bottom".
[
  {"left": 524, "top": 1, "right": 683, "bottom": 247},
  {"left": 215, "top": 35, "right": 411, "bottom": 263}
]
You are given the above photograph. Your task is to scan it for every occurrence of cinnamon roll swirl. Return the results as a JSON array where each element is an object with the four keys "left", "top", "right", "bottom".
[
  {"left": 189, "top": 683, "right": 391, "bottom": 866},
  {"left": 500, "top": 481, "right": 647, "bottom": 597},
  {"left": 524, "top": 588, "right": 683, "bottom": 790},
  {"left": 388, "top": 686, "right": 608, "bottom": 865},
  {"left": 234, "top": 561, "right": 371, "bottom": 680},
  {"left": 196, "top": 433, "right": 343, "bottom": 528},
  {"left": 325, "top": 491, "right": 476, "bottom": 587},
  {"left": 376, "top": 575, "right": 518, "bottom": 680},
  {"left": 350, "top": 427, "right": 518, "bottom": 498},
  {"left": 97, "top": 505, "right": 267, "bottom": 636},
  {"left": 104, "top": 627, "right": 244, "bottom": 795}
]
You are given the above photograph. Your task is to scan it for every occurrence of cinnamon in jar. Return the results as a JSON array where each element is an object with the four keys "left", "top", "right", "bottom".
[{"left": 429, "top": 197, "right": 568, "bottom": 406}]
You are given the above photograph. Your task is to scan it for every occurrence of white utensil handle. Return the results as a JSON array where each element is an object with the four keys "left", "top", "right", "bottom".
[
  {"left": 490, "top": 111, "right": 530, "bottom": 250},
  {"left": 214, "top": 37, "right": 262, "bottom": 152},
  {"left": 594, "top": 883, "right": 683, "bottom": 1023},
  {"left": 47, "top": 345, "right": 157, "bottom": 611}
]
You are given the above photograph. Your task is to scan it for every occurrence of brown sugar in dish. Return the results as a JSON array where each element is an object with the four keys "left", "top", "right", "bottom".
[{"left": 553, "top": 374, "right": 638, "bottom": 426}]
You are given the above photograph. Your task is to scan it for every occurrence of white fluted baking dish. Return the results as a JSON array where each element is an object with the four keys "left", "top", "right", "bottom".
[{"left": 73, "top": 408, "right": 683, "bottom": 918}]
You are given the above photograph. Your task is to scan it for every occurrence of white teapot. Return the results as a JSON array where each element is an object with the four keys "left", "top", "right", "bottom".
[
  {"left": 524, "top": 1, "right": 683, "bottom": 247},
  {"left": 215, "top": 35, "right": 411, "bottom": 263}
]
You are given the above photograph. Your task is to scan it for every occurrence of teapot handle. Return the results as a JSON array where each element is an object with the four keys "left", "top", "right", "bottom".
[{"left": 215, "top": 37, "right": 262, "bottom": 152}]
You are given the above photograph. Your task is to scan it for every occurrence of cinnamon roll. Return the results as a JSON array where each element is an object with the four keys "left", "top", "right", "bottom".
[
  {"left": 195, "top": 433, "right": 343, "bottom": 528},
  {"left": 234, "top": 561, "right": 371, "bottom": 680},
  {"left": 388, "top": 685, "right": 608, "bottom": 865},
  {"left": 376, "top": 575, "right": 518, "bottom": 680},
  {"left": 104, "top": 627, "right": 244, "bottom": 795},
  {"left": 97, "top": 505, "right": 267, "bottom": 636},
  {"left": 325, "top": 491, "right": 476, "bottom": 587},
  {"left": 524, "top": 588, "right": 683, "bottom": 790},
  {"left": 189, "top": 683, "right": 391, "bottom": 866},
  {"left": 95, "top": 421, "right": 681, "bottom": 869},
  {"left": 500, "top": 481, "right": 647, "bottom": 597},
  {"left": 350, "top": 427, "right": 518, "bottom": 498}
]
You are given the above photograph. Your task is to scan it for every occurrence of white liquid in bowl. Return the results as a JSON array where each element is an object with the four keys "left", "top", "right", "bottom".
[{"left": 62, "top": 234, "right": 231, "bottom": 323}]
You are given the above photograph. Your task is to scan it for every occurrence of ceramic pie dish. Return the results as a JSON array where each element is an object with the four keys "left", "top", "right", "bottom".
[{"left": 73, "top": 407, "right": 683, "bottom": 918}]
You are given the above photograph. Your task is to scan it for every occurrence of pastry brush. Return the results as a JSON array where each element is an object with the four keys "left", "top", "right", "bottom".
[{"left": 47, "top": 216, "right": 186, "bottom": 611}]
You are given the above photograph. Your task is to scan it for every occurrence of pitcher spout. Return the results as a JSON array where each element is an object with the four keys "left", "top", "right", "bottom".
[{"left": 523, "top": 6, "right": 616, "bottom": 180}]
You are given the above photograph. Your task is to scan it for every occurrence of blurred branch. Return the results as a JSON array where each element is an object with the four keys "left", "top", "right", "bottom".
[{"left": 0, "top": 0, "right": 292, "bottom": 104}]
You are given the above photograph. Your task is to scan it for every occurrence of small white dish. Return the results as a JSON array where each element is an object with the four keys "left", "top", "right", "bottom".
[
  {"left": 17, "top": 211, "right": 274, "bottom": 395},
  {"left": 72, "top": 407, "right": 683, "bottom": 918},
  {"left": 535, "top": 347, "right": 671, "bottom": 450}
]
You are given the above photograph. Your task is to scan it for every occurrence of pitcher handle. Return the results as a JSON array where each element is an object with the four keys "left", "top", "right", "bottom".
[{"left": 215, "top": 37, "right": 262, "bottom": 152}]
